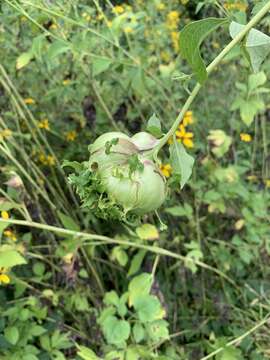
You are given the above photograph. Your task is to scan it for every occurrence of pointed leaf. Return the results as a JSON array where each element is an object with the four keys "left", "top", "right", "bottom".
[
  {"left": 179, "top": 18, "right": 228, "bottom": 83},
  {"left": 170, "top": 139, "right": 195, "bottom": 189},
  {"left": 146, "top": 114, "right": 162, "bottom": 138},
  {"left": 230, "top": 21, "right": 270, "bottom": 72}
]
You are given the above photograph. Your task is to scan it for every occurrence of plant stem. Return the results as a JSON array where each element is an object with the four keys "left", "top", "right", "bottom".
[
  {"left": 0, "top": 218, "right": 237, "bottom": 287},
  {"left": 153, "top": 2, "right": 270, "bottom": 155}
]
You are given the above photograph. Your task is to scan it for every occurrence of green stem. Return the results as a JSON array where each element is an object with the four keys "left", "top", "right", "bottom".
[
  {"left": 153, "top": 2, "right": 270, "bottom": 155},
  {"left": 0, "top": 218, "right": 237, "bottom": 287}
]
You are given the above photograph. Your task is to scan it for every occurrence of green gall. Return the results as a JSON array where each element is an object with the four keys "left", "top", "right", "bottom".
[{"left": 68, "top": 131, "right": 167, "bottom": 220}]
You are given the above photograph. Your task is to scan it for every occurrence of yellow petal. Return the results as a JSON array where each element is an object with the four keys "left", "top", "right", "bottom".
[
  {"left": 0, "top": 274, "right": 10, "bottom": 284},
  {"left": 185, "top": 132, "right": 194, "bottom": 138},
  {"left": 1, "top": 211, "right": 9, "bottom": 220},
  {"left": 183, "top": 138, "right": 194, "bottom": 148}
]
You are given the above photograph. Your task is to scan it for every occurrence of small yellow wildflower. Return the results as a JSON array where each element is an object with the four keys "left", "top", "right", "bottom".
[
  {"left": 49, "top": 23, "right": 58, "bottom": 30},
  {"left": 24, "top": 98, "right": 35, "bottom": 105},
  {"left": 65, "top": 130, "right": 77, "bottom": 142},
  {"left": 82, "top": 13, "right": 91, "bottom": 21},
  {"left": 4, "top": 229, "right": 17, "bottom": 241},
  {"left": 175, "top": 124, "right": 194, "bottom": 148},
  {"left": 38, "top": 119, "right": 50, "bottom": 131},
  {"left": 0, "top": 268, "right": 10, "bottom": 285},
  {"left": 1, "top": 211, "right": 9, "bottom": 220},
  {"left": 156, "top": 3, "right": 166, "bottom": 10},
  {"left": 0, "top": 129, "right": 12, "bottom": 138},
  {"left": 166, "top": 11, "right": 180, "bottom": 30},
  {"left": 124, "top": 26, "right": 133, "bottom": 34},
  {"left": 63, "top": 79, "right": 70, "bottom": 85},
  {"left": 106, "top": 20, "right": 113, "bottom": 28},
  {"left": 97, "top": 13, "right": 104, "bottom": 21},
  {"left": 160, "top": 164, "right": 172, "bottom": 178},
  {"left": 47, "top": 155, "right": 56, "bottom": 166},
  {"left": 113, "top": 5, "right": 125, "bottom": 14},
  {"left": 182, "top": 111, "right": 193, "bottom": 127},
  {"left": 170, "top": 31, "right": 179, "bottom": 52},
  {"left": 240, "top": 133, "right": 252, "bottom": 142}
]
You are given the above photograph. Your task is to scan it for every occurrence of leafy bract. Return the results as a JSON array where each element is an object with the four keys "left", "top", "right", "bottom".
[
  {"left": 230, "top": 21, "right": 270, "bottom": 72},
  {"left": 179, "top": 18, "right": 228, "bottom": 83},
  {"left": 146, "top": 114, "right": 162, "bottom": 138},
  {"left": 170, "top": 139, "right": 195, "bottom": 189}
]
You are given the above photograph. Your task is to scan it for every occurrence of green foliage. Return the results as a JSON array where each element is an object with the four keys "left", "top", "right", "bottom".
[
  {"left": 179, "top": 18, "right": 228, "bottom": 83},
  {"left": 0, "top": 1, "right": 270, "bottom": 359}
]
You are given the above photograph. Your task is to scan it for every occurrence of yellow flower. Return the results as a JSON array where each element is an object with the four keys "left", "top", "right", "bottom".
[
  {"left": 65, "top": 130, "right": 77, "bottom": 142},
  {"left": 113, "top": 5, "right": 124, "bottom": 14},
  {"left": 38, "top": 119, "right": 50, "bottom": 131},
  {"left": 240, "top": 133, "right": 252, "bottom": 142},
  {"left": 160, "top": 164, "right": 172, "bottom": 178},
  {"left": 96, "top": 13, "right": 104, "bottom": 21},
  {"left": 4, "top": 229, "right": 17, "bottom": 241},
  {"left": 24, "top": 98, "right": 35, "bottom": 105},
  {"left": 63, "top": 79, "right": 70, "bottom": 85},
  {"left": 0, "top": 268, "right": 10, "bottom": 285},
  {"left": 124, "top": 26, "right": 133, "bottom": 34},
  {"left": 0, "top": 129, "right": 12, "bottom": 138},
  {"left": 49, "top": 23, "right": 58, "bottom": 30},
  {"left": 47, "top": 155, "right": 56, "bottom": 166},
  {"left": 264, "top": 179, "right": 270, "bottom": 188},
  {"left": 1, "top": 211, "right": 9, "bottom": 220},
  {"left": 182, "top": 110, "right": 193, "bottom": 126},
  {"left": 82, "top": 13, "right": 91, "bottom": 21},
  {"left": 166, "top": 11, "right": 180, "bottom": 30},
  {"left": 170, "top": 31, "right": 179, "bottom": 52},
  {"left": 175, "top": 124, "right": 194, "bottom": 148}
]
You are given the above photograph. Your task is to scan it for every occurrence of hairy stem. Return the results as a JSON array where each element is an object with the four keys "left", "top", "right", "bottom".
[{"left": 153, "top": 2, "right": 270, "bottom": 155}]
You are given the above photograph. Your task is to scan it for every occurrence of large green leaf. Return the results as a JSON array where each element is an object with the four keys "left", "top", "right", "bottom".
[
  {"left": 128, "top": 273, "right": 153, "bottom": 306},
  {"left": 146, "top": 114, "right": 162, "bottom": 138},
  {"left": 170, "top": 139, "right": 195, "bottom": 189},
  {"left": 77, "top": 345, "right": 101, "bottom": 360},
  {"left": 102, "top": 316, "right": 130, "bottom": 347},
  {"left": 0, "top": 247, "right": 27, "bottom": 268},
  {"left": 179, "top": 18, "right": 228, "bottom": 83},
  {"left": 134, "top": 295, "right": 164, "bottom": 323},
  {"left": 230, "top": 21, "right": 270, "bottom": 72}
]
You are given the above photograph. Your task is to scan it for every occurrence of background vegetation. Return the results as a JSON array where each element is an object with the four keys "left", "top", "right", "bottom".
[{"left": 0, "top": 0, "right": 270, "bottom": 359}]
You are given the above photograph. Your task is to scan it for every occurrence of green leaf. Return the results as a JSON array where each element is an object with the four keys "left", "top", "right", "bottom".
[
  {"left": 77, "top": 345, "right": 101, "bottom": 360},
  {"left": 170, "top": 139, "right": 195, "bottom": 189},
  {"left": 16, "top": 51, "right": 33, "bottom": 70},
  {"left": 230, "top": 22, "right": 270, "bottom": 72},
  {"left": 133, "top": 323, "right": 145, "bottom": 343},
  {"left": 0, "top": 247, "right": 27, "bottom": 268},
  {"left": 136, "top": 224, "right": 159, "bottom": 241},
  {"left": 248, "top": 71, "right": 267, "bottom": 92},
  {"left": 126, "top": 347, "right": 140, "bottom": 360},
  {"left": 57, "top": 212, "right": 80, "bottom": 231},
  {"left": 165, "top": 203, "right": 193, "bottom": 218},
  {"left": 46, "top": 40, "right": 70, "bottom": 61},
  {"left": 4, "top": 326, "right": 19, "bottom": 345},
  {"left": 239, "top": 98, "right": 264, "bottom": 126},
  {"left": 179, "top": 18, "right": 228, "bottom": 83},
  {"left": 128, "top": 273, "right": 153, "bottom": 306},
  {"left": 146, "top": 320, "right": 169, "bottom": 343},
  {"left": 146, "top": 114, "right": 162, "bottom": 138},
  {"left": 104, "top": 290, "right": 119, "bottom": 307},
  {"left": 134, "top": 295, "right": 165, "bottom": 323},
  {"left": 128, "top": 250, "right": 146, "bottom": 277},
  {"left": 102, "top": 316, "right": 130, "bottom": 347},
  {"left": 111, "top": 246, "right": 128, "bottom": 266},
  {"left": 92, "top": 58, "right": 111, "bottom": 77}
]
